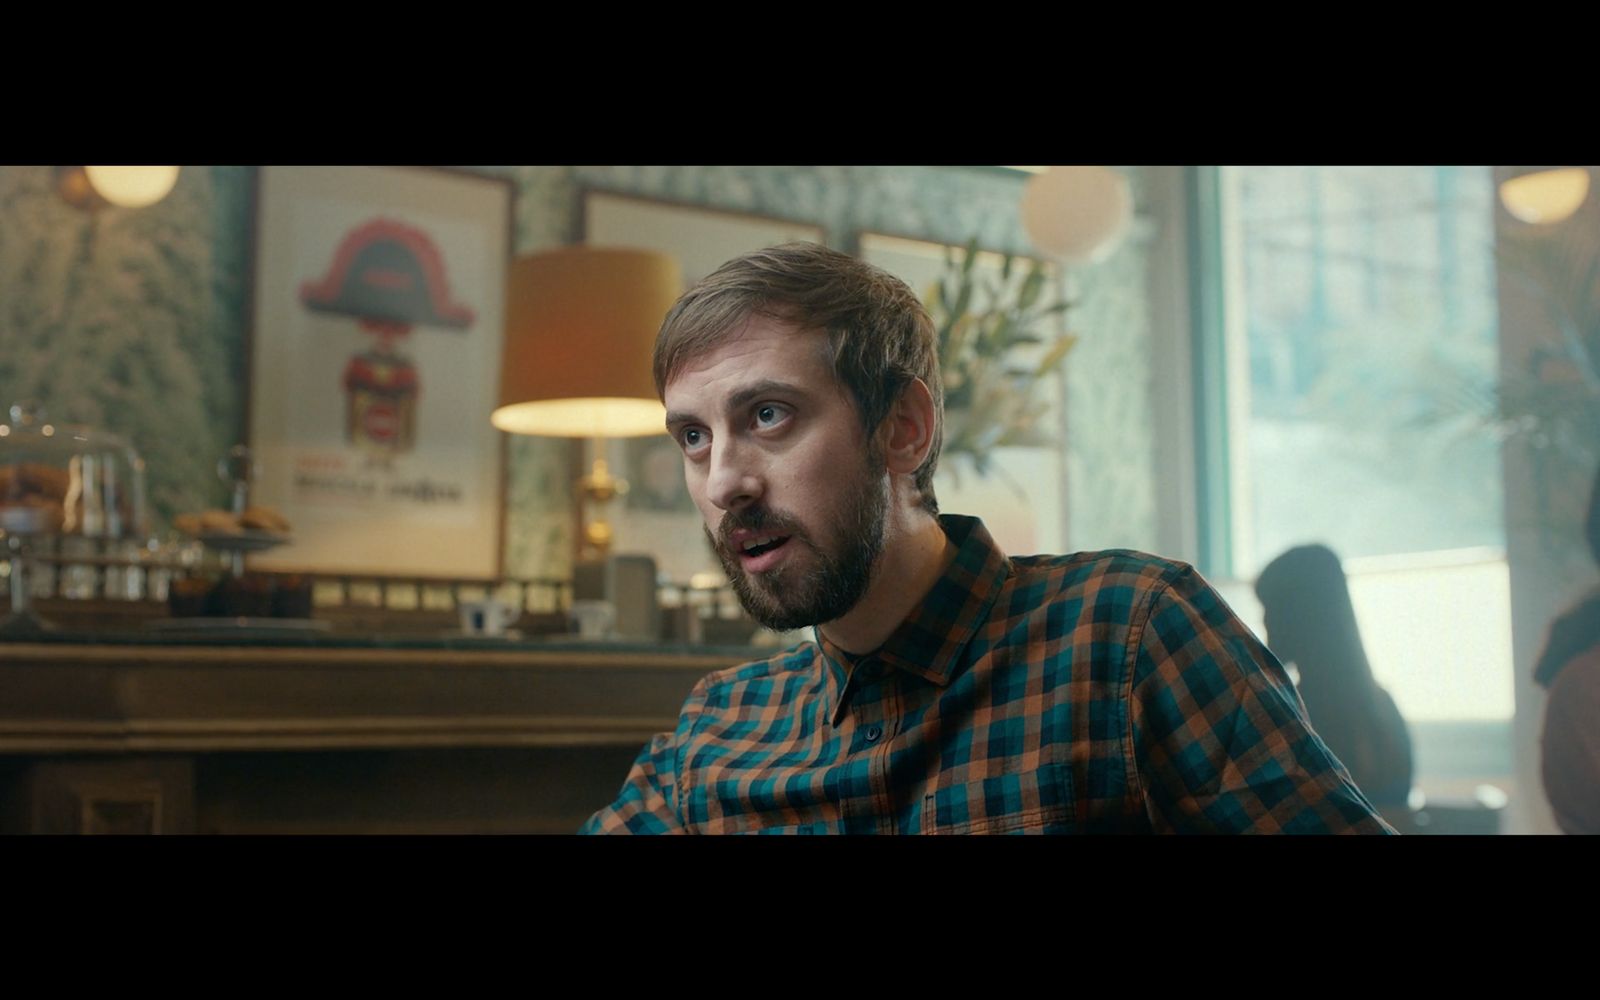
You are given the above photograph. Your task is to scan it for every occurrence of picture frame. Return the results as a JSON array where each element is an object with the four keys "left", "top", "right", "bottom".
[
  {"left": 245, "top": 166, "right": 513, "bottom": 579},
  {"left": 856, "top": 231, "right": 1070, "bottom": 559},
  {"left": 580, "top": 189, "right": 825, "bottom": 584}
]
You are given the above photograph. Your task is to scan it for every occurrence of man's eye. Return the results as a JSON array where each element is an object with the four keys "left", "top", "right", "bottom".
[
  {"left": 755, "top": 404, "right": 788, "bottom": 428},
  {"left": 680, "top": 427, "right": 708, "bottom": 452}
]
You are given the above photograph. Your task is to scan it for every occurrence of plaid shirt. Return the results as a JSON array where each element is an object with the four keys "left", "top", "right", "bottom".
[{"left": 581, "top": 515, "right": 1394, "bottom": 834}]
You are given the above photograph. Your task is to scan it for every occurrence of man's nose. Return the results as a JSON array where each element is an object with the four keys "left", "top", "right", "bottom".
[{"left": 706, "top": 440, "right": 763, "bottom": 512}]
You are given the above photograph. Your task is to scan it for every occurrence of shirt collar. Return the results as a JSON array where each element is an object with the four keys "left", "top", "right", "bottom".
[{"left": 818, "top": 515, "right": 1012, "bottom": 720}]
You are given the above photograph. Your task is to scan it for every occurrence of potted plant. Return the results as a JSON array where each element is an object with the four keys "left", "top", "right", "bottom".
[{"left": 926, "top": 237, "right": 1077, "bottom": 485}]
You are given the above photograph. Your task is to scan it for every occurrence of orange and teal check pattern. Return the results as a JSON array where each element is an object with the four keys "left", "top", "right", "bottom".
[{"left": 581, "top": 515, "right": 1394, "bottom": 834}]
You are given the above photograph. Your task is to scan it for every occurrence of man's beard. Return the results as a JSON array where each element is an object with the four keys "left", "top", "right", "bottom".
[{"left": 705, "top": 452, "right": 889, "bottom": 633}]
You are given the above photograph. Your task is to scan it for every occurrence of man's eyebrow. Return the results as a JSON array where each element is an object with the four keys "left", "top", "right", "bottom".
[
  {"left": 727, "top": 379, "right": 807, "bottom": 412},
  {"left": 664, "top": 379, "right": 809, "bottom": 432}
]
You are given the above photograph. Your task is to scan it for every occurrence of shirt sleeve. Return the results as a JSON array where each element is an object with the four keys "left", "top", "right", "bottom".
[
  {"left": 578, "top": 680, "right": 709, "bottom": 835},
  {"left": 1127, "top": 565, "right": 1395, "bottom": 834}
]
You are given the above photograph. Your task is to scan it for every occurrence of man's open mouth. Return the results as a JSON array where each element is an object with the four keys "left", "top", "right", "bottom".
[{"left": 740, "top": 535, "right": 791, "bottom": 559}]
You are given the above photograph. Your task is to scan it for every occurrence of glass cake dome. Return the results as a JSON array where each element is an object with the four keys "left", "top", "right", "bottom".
[{"left": 0, "top": 402, "right": 149, "bottom": 540}]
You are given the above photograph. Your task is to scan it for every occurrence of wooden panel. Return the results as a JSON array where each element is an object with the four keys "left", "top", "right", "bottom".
[
  {"left": 0, "top": 643, "right": 735, "bottom": 753},
  {"left": 194, "top": 746, "right": 640, "bottom": 835},
  {"left": 19, "top": 757, "right": 195, "bottom": 834},
  {"left": 0, "top": 641, "right": 753, "bottom": 833}
]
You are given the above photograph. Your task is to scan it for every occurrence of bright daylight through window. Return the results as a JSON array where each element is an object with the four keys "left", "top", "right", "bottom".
[{"left": 1212, "top": 165, "right": 1512, "bottom": 797}]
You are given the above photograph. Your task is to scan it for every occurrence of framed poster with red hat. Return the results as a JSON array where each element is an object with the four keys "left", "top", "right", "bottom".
[{"left": 246, "top": 166, "right": 513, "bottom": 579}]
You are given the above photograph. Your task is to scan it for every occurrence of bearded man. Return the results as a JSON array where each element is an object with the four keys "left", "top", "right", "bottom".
[{"left": 580, "top": 242, "right": 1392, "bottom": 835}]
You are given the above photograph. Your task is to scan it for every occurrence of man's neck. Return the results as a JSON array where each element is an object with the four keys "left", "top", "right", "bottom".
[{"left": 817, "top": 510, "right": 956, "bottom": 656}]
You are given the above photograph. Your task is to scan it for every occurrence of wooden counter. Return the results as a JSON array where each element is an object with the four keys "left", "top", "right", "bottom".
[{"left": 0, "top": 640, "right": 747, "bottom": 834}]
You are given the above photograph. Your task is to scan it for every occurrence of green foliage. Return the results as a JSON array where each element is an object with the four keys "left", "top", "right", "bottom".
[
  {"left": 0, "top": 166, "right": 247, "bottom": 530},
  {"left": 927, "top": 237, "right": 1076, "bottom": 477},
  {"left": 1493, "top": 222, "right": 1600, "bottom": 471}
]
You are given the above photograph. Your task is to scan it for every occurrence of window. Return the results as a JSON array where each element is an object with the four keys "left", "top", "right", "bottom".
[{"left": 1192, "top": 166, "right": 1512, "bottom": 801}]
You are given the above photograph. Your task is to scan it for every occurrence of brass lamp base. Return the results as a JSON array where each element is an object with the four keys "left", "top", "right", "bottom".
[
  {"left": 582, "top": 518, "right": 614, "bottom": 552},
  {"left": 577, "top": 445, "right": 628, "bottom": 560}
]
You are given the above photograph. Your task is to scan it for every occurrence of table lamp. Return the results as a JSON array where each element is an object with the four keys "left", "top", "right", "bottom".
[{"left": 491, "top": 246, "right": 683, "bottom": 559}]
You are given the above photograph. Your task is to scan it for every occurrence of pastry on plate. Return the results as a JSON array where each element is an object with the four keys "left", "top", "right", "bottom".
[
  {"left": 195, "top": 509, "right": 241, "bottom": 535},
  {"left": 239, "top": 505, "right": 292, "bottom": 534}
]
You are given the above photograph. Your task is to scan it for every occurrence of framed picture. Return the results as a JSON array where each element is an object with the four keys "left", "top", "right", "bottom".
[
  {"left": 857, "top": 231, "right": 1069, "bottom": 559},
  {"left": 245, "top": 166, "right": 513, "bottom": 578},
  {"left": 581, "top": 190, "right": 824, "bottom": 585},
  {"left": 623, "top": 435, "right": 696, "bottom": 513}
]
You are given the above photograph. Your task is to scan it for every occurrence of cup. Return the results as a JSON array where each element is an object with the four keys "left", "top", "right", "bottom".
[
  {"left": 570, "top": 599, "right": 616, "bottom": 639},
  {"left": 460, "top": 598, "right": 516, "bottom": 637}
]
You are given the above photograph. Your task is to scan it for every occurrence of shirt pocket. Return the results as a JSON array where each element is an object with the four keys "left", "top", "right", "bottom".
[{"left": 925, "top": 763, "right": 1077, "bottom": 835}]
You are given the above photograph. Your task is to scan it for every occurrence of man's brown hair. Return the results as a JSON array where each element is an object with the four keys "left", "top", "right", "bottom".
[{"left": 653, "top": 242, "right": 943, "bottom": 513}]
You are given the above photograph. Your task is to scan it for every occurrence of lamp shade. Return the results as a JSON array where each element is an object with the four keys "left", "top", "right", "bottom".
[
  {"left": 1499, "top": 167, "right": 1590, "bottom": 224},
  {"left": 1018, "top": 165, "right": 1133, "bottom": 264},
  {"left": 83, "top": 166, "right": 181, "bottom": 208},
  {"left": 492, "top": 246, "right": 683, "bottom": 438}
]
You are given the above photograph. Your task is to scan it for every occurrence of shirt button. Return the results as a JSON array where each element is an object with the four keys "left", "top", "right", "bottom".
[{"left": 864, "top": 725, "right": 883, "bottom": 743}]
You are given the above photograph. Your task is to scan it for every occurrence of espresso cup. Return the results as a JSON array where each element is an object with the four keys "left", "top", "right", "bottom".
[
  {"left": 570, "top": 599, "right": 616, "bottom": 639},
  {"left": 460, "top": 599, "right": 516, "bottom": 637}
]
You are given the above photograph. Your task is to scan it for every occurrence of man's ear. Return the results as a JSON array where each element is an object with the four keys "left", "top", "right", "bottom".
[{"left": 880, "top": 377, "right": 938, "bottom": 476}]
